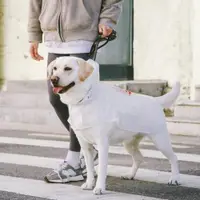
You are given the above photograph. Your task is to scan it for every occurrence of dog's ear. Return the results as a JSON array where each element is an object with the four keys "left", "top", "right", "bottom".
[
  {"left": 47, "top": 59, "right": 56, "bottom": 80},
  {"left": 77, "top": 59, "right": 94, "bottom": 82}
]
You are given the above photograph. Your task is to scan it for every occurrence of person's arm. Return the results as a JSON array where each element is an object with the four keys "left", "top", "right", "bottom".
[
  {"left": 99, "top": 0, "right": 123, "bottom": 36},
  {"left": 28, "top": 0, "right": 43, "bottom": 43},
  {"left": 28, "top": 0, "right": 44, "bottom": 61}
]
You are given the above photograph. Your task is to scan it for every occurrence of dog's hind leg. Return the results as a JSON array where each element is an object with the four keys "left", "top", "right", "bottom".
[
  {"left": 150, "top": 130, "right": 180, "bottom": 185},
  {"left": 122, "top": 135, "right": 144, "bottom": 180}
]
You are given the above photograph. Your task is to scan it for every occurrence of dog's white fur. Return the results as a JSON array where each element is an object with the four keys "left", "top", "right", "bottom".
[{"left": 48, "top": 57, "right": 181, "bottom": 195}]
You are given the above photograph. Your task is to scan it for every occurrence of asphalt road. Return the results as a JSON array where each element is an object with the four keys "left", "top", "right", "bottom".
[{"left": 0, "top": 129, "right": 200, "bottom": 200}]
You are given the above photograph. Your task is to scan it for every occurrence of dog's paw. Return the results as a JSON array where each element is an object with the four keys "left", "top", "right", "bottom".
[
  {"left": 168, "top": 176, "right": 181, "bottom": 186},
  {"left": 93, "top": 187, "right": 105, "bottom": 195},
  {"left": 81, "top": 181, "right": 95, "bottom": 190}
]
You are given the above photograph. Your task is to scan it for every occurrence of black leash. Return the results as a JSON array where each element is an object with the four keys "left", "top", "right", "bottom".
[{"left": 89, "top": 30, "right": 117, "bottom": 60}]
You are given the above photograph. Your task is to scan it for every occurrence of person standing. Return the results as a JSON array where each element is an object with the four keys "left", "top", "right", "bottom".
[{"left": 28, "top": 0, "right": 122, "bottom": 183}]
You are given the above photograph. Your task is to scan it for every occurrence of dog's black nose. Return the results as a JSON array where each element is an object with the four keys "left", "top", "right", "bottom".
[{"left": 50, "top": 76, "right": 59, "bottom": 86}]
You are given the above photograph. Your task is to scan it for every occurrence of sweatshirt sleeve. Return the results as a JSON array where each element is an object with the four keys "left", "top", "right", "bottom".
[
  {"left": 28, "top": 0, "right": 43, "bottom": 43},
  {"left": 99, "top": 0, "right": 123, "bottom": 29}
]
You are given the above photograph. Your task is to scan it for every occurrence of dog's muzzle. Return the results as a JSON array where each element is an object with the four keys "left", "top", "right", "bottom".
[
  {"left": 50, "top": 76, "right": 60, "bottom": 87},
  {"left": 50, "top": 78, "right": 75, "bottom": 94},
  {"left": 57, "top": 82, "right": 75, "bottom": 94}
]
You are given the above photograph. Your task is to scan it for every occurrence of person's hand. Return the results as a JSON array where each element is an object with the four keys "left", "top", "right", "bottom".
[
  {"left": 29, "top": 42, "right": 44, "bottom": 61},
  {"left": 98, "top": 24, "right": 113, "bottom": 37}
]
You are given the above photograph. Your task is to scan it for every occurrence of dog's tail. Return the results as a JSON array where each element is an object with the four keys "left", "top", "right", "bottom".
[{"left": 155, "top": 82, "right": 181, "bottom": 109}]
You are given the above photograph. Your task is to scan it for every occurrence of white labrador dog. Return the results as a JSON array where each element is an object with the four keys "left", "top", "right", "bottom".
[{"left": 48, "top": 56, "right": 181, "bottom": 195}]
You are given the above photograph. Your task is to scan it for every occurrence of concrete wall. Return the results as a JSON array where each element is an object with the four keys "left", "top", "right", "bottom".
[
  {"left": 0, "top": 0, "right": 4, "bottom": 88},
  {"left": 134, "top": 0, "right": 192, "bottom": 85},
  {"left": 4, "top": 0, "right": 47, "bottom": 80},
  {"left": 134, "top": 0, "right": 200, "bottom": 100},
  {"left": 190, "top": 0, "right": 200, "bottom": 100}
]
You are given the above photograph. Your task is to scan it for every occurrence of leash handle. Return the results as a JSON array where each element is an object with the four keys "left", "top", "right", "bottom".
[{"left": 89, "top": 30, "right": 117, "bottom": 60}]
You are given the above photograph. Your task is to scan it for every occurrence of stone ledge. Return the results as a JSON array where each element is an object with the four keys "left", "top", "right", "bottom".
[
  {"left": 0, "top": 122, "right": 67, "bottom": 134},
  {"left": 167, "top": 117, "right": 200, "bottom": 136}
]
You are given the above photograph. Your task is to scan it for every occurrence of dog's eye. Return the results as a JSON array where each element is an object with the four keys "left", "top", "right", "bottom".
[
  {"left": 64, "top": 66, "right": 72, "bottom": 71},
  {"left": 53, "top": 67, "right": 57, "bottom": 70}
]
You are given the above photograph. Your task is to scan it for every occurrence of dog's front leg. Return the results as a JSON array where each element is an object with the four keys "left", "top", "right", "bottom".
[
  {"left": 93, "top": 137, "right": 109, "bottom": 195},
  {"left": 77, "top": 137, "right": 95, "bottom": 190}
]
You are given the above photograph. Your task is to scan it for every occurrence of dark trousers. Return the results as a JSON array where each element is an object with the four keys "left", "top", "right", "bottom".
[{"left": 47, "top": 53, "right": 90, "bottom": 152}]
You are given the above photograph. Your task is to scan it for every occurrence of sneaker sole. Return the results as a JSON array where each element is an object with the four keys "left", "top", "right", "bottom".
[{"left": 44, "top": 175, "right": 84, "bottom": 183}]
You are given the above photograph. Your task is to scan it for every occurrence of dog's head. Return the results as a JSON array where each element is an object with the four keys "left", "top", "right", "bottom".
[{"left": 48, "top": 57, "right": 94, "bottom": 94}]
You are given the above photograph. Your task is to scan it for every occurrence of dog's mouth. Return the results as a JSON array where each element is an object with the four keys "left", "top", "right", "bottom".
[
  {"left": 52, "top": 86, "right": 64, "bottom": 94},
  {"left": 52, "top": 82, "right": 75, "bottom": 94}
]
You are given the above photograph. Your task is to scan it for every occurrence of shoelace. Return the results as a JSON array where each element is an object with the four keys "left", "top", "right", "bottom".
[
  {"left": 59, "top": 161, "right": 68, "bottom": 169},
  {"left": 56, "top": 148, "right": 98, "bottom": 171},
  {"left": 52, "top": 161, "right": 69, "bottom": 172}
]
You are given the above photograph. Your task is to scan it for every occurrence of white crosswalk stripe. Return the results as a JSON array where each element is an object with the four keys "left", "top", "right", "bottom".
[
  {"left": 0, "top": 175, "right": 166, "bottom": 200},
  {"left": 0, "top": 136, "right": 199, "bottom": 163},
  {"left": 0, "top": 153, "right": 200, "bottom": 189},
  {"left": 28, "top": 133, "right": 191, "bottom": 149},
  {"left": 0, "top": 132, "right": 199, "bottom": 200}
]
